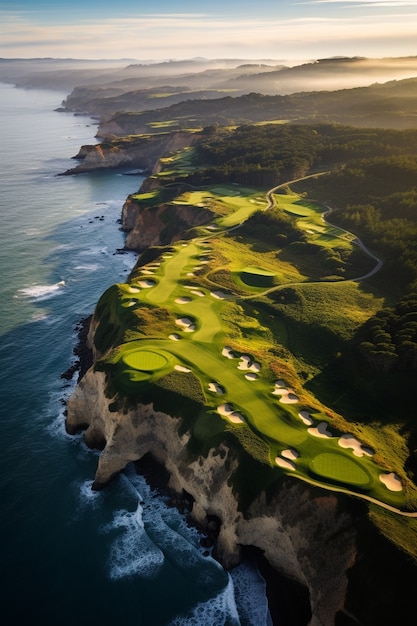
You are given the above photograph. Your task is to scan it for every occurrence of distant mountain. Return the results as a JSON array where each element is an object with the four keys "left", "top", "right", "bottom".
[{"left": 95, "top": 76, "right": 417, "bottom": 136}]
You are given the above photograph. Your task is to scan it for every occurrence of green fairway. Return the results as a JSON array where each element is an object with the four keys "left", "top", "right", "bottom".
[{"left": 94, "top": 179, "right": 416, "bottom": 513}]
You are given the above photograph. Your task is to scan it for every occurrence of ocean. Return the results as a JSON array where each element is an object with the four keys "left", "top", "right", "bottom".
[{"left": 0, "top": 83, "right": 273, "bottom": 626}]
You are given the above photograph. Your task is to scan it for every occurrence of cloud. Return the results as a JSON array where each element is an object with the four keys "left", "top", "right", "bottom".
[
  {"left": 1, "top": 11, "right": 416, "bottom": 59},
  {"left": 299, "top": 0, "right": 417, "bottom": 6}
]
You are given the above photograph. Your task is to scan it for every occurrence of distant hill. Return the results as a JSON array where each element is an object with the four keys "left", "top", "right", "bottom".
[{"left": 96, "top": 76, "right": 417, "bottom": 136}]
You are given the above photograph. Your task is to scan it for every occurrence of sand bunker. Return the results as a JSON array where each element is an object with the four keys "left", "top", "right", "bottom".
[
  {"left": 338, "top": 434, "right": 375, "bottom": 458},
  {"left": 187, "top": 272, "right": 195, "bottom": 277},
  {"left": 245, "top": 373, "right": 258, "bottom": 381},
  {"left": 175, "top": 365, "right": 191, "bottom": 373},
  {"left": 217, "top": 403, "right": 245, "bottom": 423},
  {"left": 175, "top": 317, "right": 195, "bottom": 331},
  {"left": 184, "top": 286, "right": 205, "bottom": 297},
  {"left": 208, "top": 382, "right": 224, "bottom": 394},
  {"left": 281, "top": 448, "right": 299, "bottom": 461},
  {"left": 169, "top": 334, "right": 180, "bottom": 341},
  {"left": 206, "top": 225, "right": 218, "bottom": 230},
  {"left": 211, "top": 291, "right": 231, "bottom": 300},
  {"left": 126, "top": 300, "right": 137, "bottom": 307},
  {"left": 138, "top": 279, "right": 156, "bottom": 288},
  {"left": 237, "top": 356, "right": 261, "bottom": 372},
  {"left": 127, "top": 286, "right": 140, "bottom": 293},
  {"left": 298, "top": 410, "right": 314, "bottom": 426},
  {"left": 222, "top": 346, "right": 235, "bottom": 359},
  {"left": 275, "top": 457, "right": 296, "bottom": 471},
  {"left": 308, "top": 422, "right": 333, "bottom": 438},
  {"left": 141, "top": 269, "right": 154, "bottom": 275},
  {"left": 272, "top": 383, "right": 299, "bottom": 404},
  {"left": 175, "top": 296, "right": 192, "bottom": 304},
  {"left": 379, "top": 472, "right": 403, "bottom": 492}
]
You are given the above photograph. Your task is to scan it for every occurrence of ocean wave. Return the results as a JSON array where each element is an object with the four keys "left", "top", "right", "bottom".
[
  {"left": 102, "top": 507, "right": 165, "bottom": 580},
  {"left": 17, "top": 280, "right": 65, "bottom": 301}
]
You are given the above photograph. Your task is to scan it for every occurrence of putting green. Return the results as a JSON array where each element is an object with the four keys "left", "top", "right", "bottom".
[
  {"left": 310, "top": 452, "right": 371, "bottom": 487},
  {"left": 122, "top": 350, "right": 168, "bottom": 371},
  {"left": 239, "top": 266, "right": 276, "bottom": 288}
]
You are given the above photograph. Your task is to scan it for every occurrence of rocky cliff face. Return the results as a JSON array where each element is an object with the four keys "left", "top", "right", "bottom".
[
  {"left": 67, "top": 367, "right": 357, "bottom": 626},
  {"left": 121, "top": 198, "right": 213, "bottom": 250},
  {"left": 64, "top": 130, "right": 202, "bottom": 175}
]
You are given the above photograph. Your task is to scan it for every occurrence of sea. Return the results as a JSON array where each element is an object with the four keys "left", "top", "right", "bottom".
[{"left": 0, "top": 83, "right": 274, "bottom": 626}]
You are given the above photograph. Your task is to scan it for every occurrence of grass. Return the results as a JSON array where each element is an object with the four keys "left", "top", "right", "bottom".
[{"left": 92, "top": 184, "right": 417, "bottom": 511}]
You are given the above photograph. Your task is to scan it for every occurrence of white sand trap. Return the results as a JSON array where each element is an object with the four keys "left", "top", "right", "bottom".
[
  {"left": 281, "top": 448, "right": 299, "bottom": 461},
  {"left": 222, "top": 346, "right": 235, "bottom": 359},
  {"left": 126, "top": 300, "right": 137, "bottom": 307},
  {"left": 379, "top": 472, "right": 403, "bottom": 492},
  {"left": 186, "top": 272, "right": 195, "bottom": 277},
  {"left": 208, "top": 382, "right": 224, "bottom": 394},
  {"left": 338, "top": 434, "right": 375, "bottom": 458},
  {"left": 298, "top": 410, "right": 314, "bottom": 426},
  {"left": 142, "top": 269, "right": 154, "bottom": 275},
  {"left": 237, "top": 356, "right": 260, "bottom": 372},
  {"left": 237, "top": 355, "right": 251, "bottom": 370},
  {"left": 169, "top": 334, "right": 180, "bottom": 341},
  {"left": 175, "top": 296, "right": 192, "bottom": 304},
  {"left": 138, "top": 280, "right": 155, "bottom": 288},
  {"left": 275, "top": 457, "right": 296, "bottom": 471},
  {"left": 191, "top": 290, "right": 205, "bottom": 297},
  {"left": 280, "top": 392, "right": 299, "bottom": 404},
  {"left": 211, "top": 290, "right": 231, "bottom": 300},
  {"left": 228, "top": 413, "right": 245, "bottom": 424},
  {"left": 206, "top": 225, "right": 218, "bottom": 230},
  {"left": 175, "top": 317, "right": 194, "bottom": 328},
  {"left": 273, "top": 386, "right": 299, "bottom": 404},
  {"left": 128, "top": 287, "right": 140, "bottom": 293},
  {"left": 217, "top": 403, "right": 245, "bottom": 423},
  {"left": 308, "top": 421, "right": 333, "bottom": 438},
  {"left": 184, "top": 325, "right": 196, "bottom": 332},
  {"left": 245, "top": 373, "right": 258, "bottom": 381},
  {"left": 175, "top": 365, "right": 191, "bottom": 373}
]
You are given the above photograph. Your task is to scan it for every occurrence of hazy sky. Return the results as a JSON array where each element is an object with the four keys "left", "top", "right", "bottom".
[{"left": 0, "top": 0, "right": 416, "bottom": 61}]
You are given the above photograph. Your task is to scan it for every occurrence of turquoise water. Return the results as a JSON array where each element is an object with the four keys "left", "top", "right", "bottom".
[{"left": 0, "top": 83, "right": 272, "bottom": 625}]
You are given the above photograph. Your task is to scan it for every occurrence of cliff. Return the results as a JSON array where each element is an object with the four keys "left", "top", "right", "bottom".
[
  {"left": 63, "top": 130, "right": 202, "bottom": 175},
  {"left": 121, "top": 197, "right": 213, "bottom": 249},
  {"left": 67, "top": 367, "right": 357, "bottom": 626}
]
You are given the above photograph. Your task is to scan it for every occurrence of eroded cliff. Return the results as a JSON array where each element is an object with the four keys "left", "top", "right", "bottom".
[
  {"left": 67, "top": 367, "right": 359, "bottom": 626},
  {"left": 64, "top": 130, "right": 202, "bottom": 175}
]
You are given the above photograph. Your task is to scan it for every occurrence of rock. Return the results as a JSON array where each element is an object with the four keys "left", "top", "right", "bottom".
[{"left": 66, "top": 366, "right": 357, "bottom": 625}]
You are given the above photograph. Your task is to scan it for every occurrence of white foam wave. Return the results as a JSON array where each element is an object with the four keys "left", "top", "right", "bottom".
[
  {"left": 74, "top": 264, "right": 99, "bottom": 272},
  {"left": 102, "top": 508, "right": 165, "bottom": 580},
  {"left": 230, "top": 562, "right": 272, "bottom": 626},
  {"left": 168, "top": 575, "right": 240, "bottom": 626},
  {"left": 17, "top": 280, "right": 65, "bottom": 301}
]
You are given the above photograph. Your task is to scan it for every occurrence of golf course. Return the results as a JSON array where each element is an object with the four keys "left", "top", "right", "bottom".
[{"left": 92, "top": 174, "right": 417, "bottom": 514}]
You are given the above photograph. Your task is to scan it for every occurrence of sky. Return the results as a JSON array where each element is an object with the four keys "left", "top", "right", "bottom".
[{"left": 0, "top": 0, "right": 416, "bottom": 62}]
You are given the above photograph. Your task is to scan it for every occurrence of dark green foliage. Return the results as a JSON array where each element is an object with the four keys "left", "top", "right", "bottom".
[
  {"left": 238, "top": 206, "right": 304, "bottom": 246},
  {"left": 298, "top": 154, "right": 417, "bottom": 292},
  {"left": 359, "top": 293, "right": 417, "bottom": 371}
]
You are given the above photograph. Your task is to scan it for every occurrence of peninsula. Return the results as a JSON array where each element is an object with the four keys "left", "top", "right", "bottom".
[{"left": 64, "top": 59, "right": 417, "bottom": 625}]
